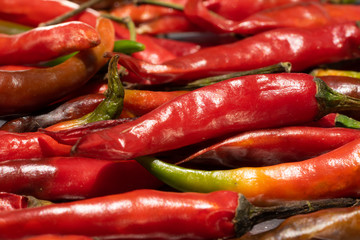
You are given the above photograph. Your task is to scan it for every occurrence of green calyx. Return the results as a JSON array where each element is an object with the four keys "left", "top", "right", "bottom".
[
  {"left": 315, "top": 77, "right": 360, "bottom": 119},
  {"left": 77, "top": 55, "right": 125, "bottom": 124},
  {"left": 335, "top": 114, "right": 360, "bottom": 129}
]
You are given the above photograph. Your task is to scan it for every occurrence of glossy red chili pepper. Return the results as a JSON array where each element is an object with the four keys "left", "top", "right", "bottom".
[
  {"left": 0, "top": 131, "right": 71, "bottom": 161},
  {"left": 0, "top": 17, "right": 114, "bottom": 116},
  {"left": 23, "top": 235, "right": 93, "bottom": 240},
  {"left": 238, "top": 206, "right": 360, "bottom": 240},
  {"left": 179, "top": 126, "right": 360, "bottom": 168},
  {"left": 184, "top": 1, "right": 360, "bottom": 35},
  {"left": 0, "top": 189, "right": 355, "bottom": 239},
  {"left": 153, "top": 37, "right": 200, "bottom": 57},
  {"left": 0, "top": 0, "right": 180, "bottom": 64},
  {"left": 0, "top": 21, "right": 100, "bottom": 65},
  {"left": 73, "top": 73, "right": 360, "bottom": 160},
  {"left": 0, "top": 157, "right": 162, "bottom": 201},
  {"left": 114, "top": 22, "right": 360, "bottom": 85}
]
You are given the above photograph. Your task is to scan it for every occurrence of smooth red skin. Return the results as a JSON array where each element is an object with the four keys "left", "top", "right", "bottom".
[
  {"left": 41, "top": 119, "right": 135, "bottom": 145},
  {"left": 0, "top": 157, "right": 162, "bottom": 201},
  {"left": 239, "top": 206, "right": 360, "bottom": 240},
  {"left": 154, "top": 38, "right": 201, "bottom": 57},
  {"left": 185, "top": 1, "right": 360, "bottom": 35},
  {"left": 0, "top": 0, "right": 178, "bottom": 64},
  {"left": 0, "top": 17, "right": 114, "bottom": 116},
  {"left": 116, "top": 22, "right": 360, "bottom": 85},
  {"left": 0, "top": 192, "right": 27, "bottom": 212},
  {"left": 0, "top": 131, "right": 71, "bottom": 161},
  {"left": 0, "top": 190, "right": 237, "bottom": 239},
  {"left": 182, "top": 126, "right": 360, "bottom": 168},
  {"left": 73, "top": 73, "right": 319, "bottom": 160},
  {"left": 306, "top": 113, "right": 337, "bottom": 128},
  {"left": 0, "top": 21, "right": 100, "bottom": 65},
  {"left": 24, "top": 235, "right": 93, "bottom": 240}
]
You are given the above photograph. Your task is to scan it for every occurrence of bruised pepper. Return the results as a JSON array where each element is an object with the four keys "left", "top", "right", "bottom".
[
  {"left": 0, "top": 17, "right": 114, "bottom": 116},
  {"left": 0, "top": 189, "right": 358, "bottom": 239},
  {"left": 73, "top": 73, "right": 360, "bottom": 160}
]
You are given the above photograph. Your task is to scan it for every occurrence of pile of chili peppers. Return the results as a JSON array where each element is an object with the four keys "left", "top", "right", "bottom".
[{"left": 3, "top": 0, "right": 360, "bottom": 239}]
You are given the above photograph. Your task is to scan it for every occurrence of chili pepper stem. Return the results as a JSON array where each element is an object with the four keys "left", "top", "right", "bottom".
[
  {"left": 335, "top": 114, "right": 360, "bottom": 129},
  {"left": 234, "top": 196, "right": 360, "bottom": 237},
  {"left": 101, "top": 14, "right": 137, "bottom": 41},
  {"left": 315, "top": 77, "right": 360, "bottom": 119},
  {"left": 39, "top": 0, "right": 104, "bottom": 26},
  {"left": 134, "top": 0, "right": 184, "bottom": 11}
]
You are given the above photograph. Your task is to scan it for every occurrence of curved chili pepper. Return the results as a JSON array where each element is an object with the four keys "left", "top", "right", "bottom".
[
  {"left": 73, "top": 73, "right": 360, "bottom": 160},
  {"left": 113, "top": 22, "right": 360, "bottom": 84},
  {"left": 0, "top": 17, "right": 114, "bottom": 116},
  {"left": 238, "top": 206, "right": 360, "bottom": 240},
  {"left": 0, "top": 131, "right": 71, "bottom": 161},
  {"left": 136, "top": 136, "right": 360, "bottom": 205},
  {"left": 0, "top": 21, "right": 100, "bottom": 65},
  {"left": 0, "top": 189, "right": 357, "bottom": 239},
  {"left": 40, "top": 119, "right": 135, "bottom": 145},
  {"left": 179, "top": 126, "right": 360, "bottom": 168},
  {"left": 0, "top": 157, "right": 162, "bottom": 201},
  {"left": 184, "top": 1, "right": 360, "bottom": 35}
]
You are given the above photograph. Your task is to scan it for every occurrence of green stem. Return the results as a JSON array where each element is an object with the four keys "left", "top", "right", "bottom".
[
  {"left": 179, "top": 62, "right": 291, "bottom": 90},
  {"left": 101, "top": 13, "right": 137, "bottom": 41},
  {"left": 0, "top": 20, "right": 31, "bottom": 34},
  {"left": 113, "top": 40, "right": 145, "bottom": 55},
  {"left": 76, "top": 55, "right": 125, "bottom": 123},
  {"left": 315, "top": 77, "right": 360, "bottom": 119},
  {"left": 39, "top": 0, "right": 103, "bottom": 26},
  {"left": 134, "top": 0, "right": 184, "bottom": 11},
  {"left": 335, "top": 114, "right": 360, "bottom": 129}
]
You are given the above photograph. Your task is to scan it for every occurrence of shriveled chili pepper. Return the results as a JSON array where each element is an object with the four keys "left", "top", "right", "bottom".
[
  {"left": 0, "top": 17, "right": 114, "bottom": 116},
  {"left": 179, "top": 126, "right": 360, "bottom": 168},
  {"left": 136, "top": 137, "right": 360, "bottom": 205},
  {"left": 184, "top": 1, "right": 360, "bottom": 35},
  {"left": 238, "top": 205, "right": 360, "bottom": 240},
  {"left": 73, "top": 73, "right": 360, "bottom": 160},
  {"left": 0, "top": 189, "right": 357, "bottom": 239},
  {"left": 0, "top": 192, "right": 50, "bottom": 212},
  {"left": 41, "top": 119, "right": 135, "bottom": 145},
  {"left": 113, "top": 22, "right": 360, "bottom": 85},
  {"left": 0, "top": 131, "right": 71, "bottom": 161},
  {"left": 0, "top": 21, "right": 100, "bottom": 65},
  {"left": 0, "top": 157, "right": 162, "bottom": 201}
]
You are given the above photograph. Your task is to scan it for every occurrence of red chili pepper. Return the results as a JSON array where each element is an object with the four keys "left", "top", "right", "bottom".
[
  {"left": 142, "top": 37, "right": 201, "bottom": 57},
  {"left": 23, "top": 235, "right": 93, "bottom": 240},
  {"left": 0, "top": 21, "right": 100, "bottom": 65},
  {"left": 0, "top": 131, "right": 71, "bottom": 161},
  {"left": 0, "top": 157, "right": 162, "bottom": 201},
  {"left": 114, "top": 22, "right": 360, "bottom": 85},
  {"left": 73, "top": 73, "right": 360, "bottom": 160},
  {"left": 0, "top": 17, "right": 114, "bottom": 116},
  {"left": 0, "top": 189, "right": 355, "bottom": 239},
  {"left": 179, "top": 126, "right": 360, "bottom": 168},
  {"left": 136, "top": 136, "right": 360, "bottom": 205},
  {"left": 184, "top": 1, "right": 360, "bottom": 35},
  {"left": 0, "top": 192, "right": 50, "bottom": 212}
]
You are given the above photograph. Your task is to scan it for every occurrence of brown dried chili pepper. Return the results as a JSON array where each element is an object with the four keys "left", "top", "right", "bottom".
[
  {"left": 184, "top": 1, "right": 360, "bottom": 35},
  {"left": 73, "top": 73, "right": 360, "bottom": 160},
  {"left": 179, "top": 126, "right": 360, "bottom": 168},
  {"left": 237, "top": 205, "right": 360, "bottom": 240},
  {"left": 135, "top": 137, "right": 360, "bottom": 205},
  {"left": 113, "top": 22, "right": 360, "bottom": 85},
  {"left": 0, "top": 157, "right": 162, "bottom": 201},
  {"left": 0, "top": 131, "right": 71, "bottom": 161},
  {"left": 0, "top": 17, "right": 114, "bottom": 116},
  {"left": 0, "top": 189, "right": 357, "bottom": 239},
  {"left": 0, "top": 21, "right": 100, "bottom": 65}
]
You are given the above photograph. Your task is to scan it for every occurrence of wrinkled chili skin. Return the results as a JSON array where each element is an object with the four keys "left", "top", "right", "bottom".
[
  {"left": 0, "top": 17, "right": 114, "bottom": 116},
  {"left": 239, "top": 206, "right": 360, "bottom": 240},
  {"left": 0, "top": 190, "right": 238, "bottom": 239},
  {"left": 0, "top": 157, "right": 162, "bottom": 201},
  {"left": 0, "top": 131, "right": 71, "bottom": 161},
  {"left": 182, "top": 126, "right": 360, "bottom": 168},
  {"left": 116, "top": 22, "right": 360, "bottom": 85},
  {"left": 184, "top": 1, "right": 360, "bottom": 35},
  {"left": 73, "top": 73, "right": 319, "bottom": 160},
  {"left": 0, "top": 21, "right": 100, "bottom": 65}
]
